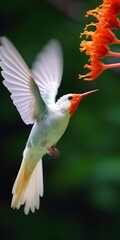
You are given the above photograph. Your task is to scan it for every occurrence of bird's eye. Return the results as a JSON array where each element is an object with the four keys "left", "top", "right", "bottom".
[{"left": 68, "top": 96, "right": 73, "bottom": 100}]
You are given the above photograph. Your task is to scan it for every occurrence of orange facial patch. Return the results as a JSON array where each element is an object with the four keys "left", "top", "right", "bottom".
[{"left": 69, "top": 94, "right": 82, "bottom": 115}]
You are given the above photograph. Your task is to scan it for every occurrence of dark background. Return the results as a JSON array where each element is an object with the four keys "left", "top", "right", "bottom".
[{"left": 1, "top": 0, "right": 120, "bottom": 239}]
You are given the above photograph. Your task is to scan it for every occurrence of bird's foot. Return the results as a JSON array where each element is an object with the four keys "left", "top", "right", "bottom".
[{"left": 47, "top": 146, "right": 59, "bottom": 158}]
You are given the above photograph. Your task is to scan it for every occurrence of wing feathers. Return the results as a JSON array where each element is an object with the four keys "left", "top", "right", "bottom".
[
  {"left": 1, "top": 64, "right": 29, "bottom": 81},
  {"left": 0, "top": 37, "right": 46, "bottom": 124},
  {"left": 32, "top": 40, "right": 63, "bottom": 105},
  {"left": 0, "top": 37, "right": 30, "bottom": 73},
  {"left": 0, "top": 37, "right": 63, "bottom": 123},
  {"left": 0, "top": 48, "right": 30, "bottom": 78}
]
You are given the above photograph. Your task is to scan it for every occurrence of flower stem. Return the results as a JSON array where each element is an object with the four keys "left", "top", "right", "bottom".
[
  {"left": 104, "top": 63, "right": 120, "bottom": 70},
  {"left": 108, "top": 51, "right": 120, "bottom": 57}
]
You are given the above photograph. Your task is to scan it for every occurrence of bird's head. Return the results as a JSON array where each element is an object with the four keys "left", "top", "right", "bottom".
[{"left": 57, "top": 89, "right": 98, "bottom": 115}]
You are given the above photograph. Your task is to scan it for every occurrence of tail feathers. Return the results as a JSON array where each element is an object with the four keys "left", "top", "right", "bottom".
[
  {"left": 11, "top": 152, "right": 43, "bottom": 214},
  {"left": 23, "top": 160, "right": 43, "bottom": 214}
]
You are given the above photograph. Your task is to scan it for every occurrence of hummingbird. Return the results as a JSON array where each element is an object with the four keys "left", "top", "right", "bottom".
[{"left": 0, "top": 37, "right": 97, "bottom": 214}]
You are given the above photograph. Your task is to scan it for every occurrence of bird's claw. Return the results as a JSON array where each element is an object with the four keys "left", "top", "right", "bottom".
[{"left": 47, "top": 146, "right": 59, "bottom": 158}]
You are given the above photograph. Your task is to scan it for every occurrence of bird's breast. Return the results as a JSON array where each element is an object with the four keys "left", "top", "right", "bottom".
[{"left": 27, "top": 111, "right": 70, "bottom": 150}]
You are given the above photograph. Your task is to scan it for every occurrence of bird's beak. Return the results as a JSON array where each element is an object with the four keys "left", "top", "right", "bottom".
[
  {"left": 69, "top": 89, "right": 99, "bottom": 115},
  {"left": 80, "top": 89, "right": 99, "bottom": 98}
]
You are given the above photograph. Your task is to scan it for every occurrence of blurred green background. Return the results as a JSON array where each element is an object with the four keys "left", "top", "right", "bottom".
[{"left": 1, "top": 0, "right": 120, "bottom": 239}]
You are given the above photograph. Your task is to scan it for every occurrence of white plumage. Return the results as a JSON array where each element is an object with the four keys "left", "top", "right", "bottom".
[
  {"left": 0, "top": 37, "right": 63, "bottom": 214},
  {"left": 0, "top": 37, "right": 97, "bottom": 214}
]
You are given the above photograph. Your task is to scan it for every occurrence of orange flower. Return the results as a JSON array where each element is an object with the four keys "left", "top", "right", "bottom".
[
  {"left": 92, "top": 28, "right": 120, "bottom": 45},
  {"left": 105, "top": 0, "right": 120, "bottom": 14},
  {"left": 79, "top": 59, "right": 120, "bottom": 81},
  {"left": 79, "top": 0, "right": 120, "bottom": 81},
  {"left": 80, "top": 28, "right": 120, "bottom": 59},
  {"left": 79, "top": 59, "right": 106, "bottom": 81},
  {"left": 80, "top": 39, "right": 109, "bottom": 59},
  {"left": 86, "top": 1, "right": 120, "bottom": 28}
]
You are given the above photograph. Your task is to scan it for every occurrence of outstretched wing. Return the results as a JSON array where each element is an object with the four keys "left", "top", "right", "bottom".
[
  {"left": 32, "top": 40, "right": 63, "bottom": 106},
  {"left": 0, "top": 37, "right": 46, "bottom": 125}
]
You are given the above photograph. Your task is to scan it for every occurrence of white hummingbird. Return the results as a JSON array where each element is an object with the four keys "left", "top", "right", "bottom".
[{"left": 0, "top": 37, "right": 97, "bottom": 214}]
